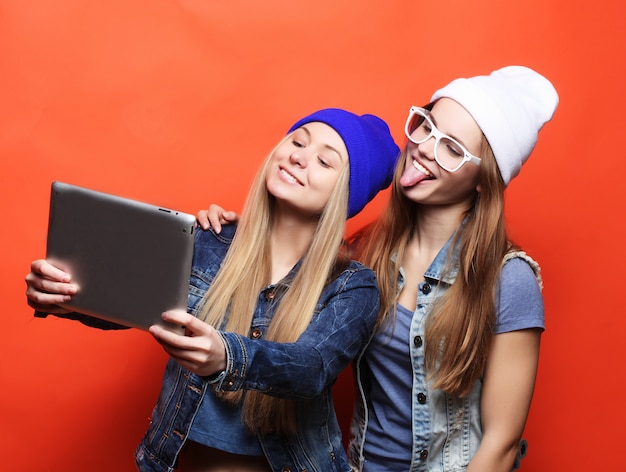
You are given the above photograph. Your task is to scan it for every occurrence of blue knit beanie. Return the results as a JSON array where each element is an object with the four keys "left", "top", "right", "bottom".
[{"left": 288, "top": 108, "right": 400, "bottom": 218}]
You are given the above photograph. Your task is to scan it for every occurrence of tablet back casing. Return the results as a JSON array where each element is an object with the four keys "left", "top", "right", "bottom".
[{"left": 46, "top": 181, "right": 195, "bottom": 333}]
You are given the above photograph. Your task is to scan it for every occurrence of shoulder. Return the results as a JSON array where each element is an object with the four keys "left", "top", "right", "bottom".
[
  {"left": 191, "top": 224, "right": 237, "bottom": 269},
  {"left": 344, "top": 259, "right": 378, "bottom": 284},
  {"left": 194, "top": 223, "right": 237, "bottom": 248},
  {"left": 314, "top": 260, "right": 380, "bottom": 327},
  {"left": 499, "top": 253, "right": 543, "bottom": 303},
  {"left": 502, "top": 250, "right": 543, "bottom": 291},
  {"left": 324, "top": 259, "right": 379, "bottom": 296},
  {"left": 188, "top": 225, "right": 238, "bottom": 313},
  {"left": 496, "top": 252, "right": 545, "bottom": 333}
]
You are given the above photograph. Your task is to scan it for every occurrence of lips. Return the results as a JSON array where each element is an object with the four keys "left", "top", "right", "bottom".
[
  {"left": 412, "top": 159, "right": 433, "bottom": 177},
  {"left": 279, "top": 167, "right": 304, "bottom": 186}
]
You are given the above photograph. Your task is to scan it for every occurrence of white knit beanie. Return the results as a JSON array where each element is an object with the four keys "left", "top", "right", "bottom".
[{"left": 430, "top": 66, "right": 558, "bottom": 185}]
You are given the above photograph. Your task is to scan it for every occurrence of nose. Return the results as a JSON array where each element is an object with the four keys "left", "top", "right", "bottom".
[
  {"left": 289, "top": 149, "right": 308, "bottom": 168},
  {"left": 417, "top": 135, "right": 437, "bottom": 161}
]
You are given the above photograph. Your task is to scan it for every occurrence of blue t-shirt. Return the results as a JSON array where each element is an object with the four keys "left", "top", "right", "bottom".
[
  {"left": 187, "top": 389, "right": 263, "bottom": 455},
  {"left": 362, "top": 257, "right": 544, "bottom": 470},
  {"left": 362, "top": 303, "right": 415, "bottom": 471}
]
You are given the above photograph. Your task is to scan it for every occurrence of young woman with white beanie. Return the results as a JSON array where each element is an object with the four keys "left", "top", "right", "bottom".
[{"left": 348, "top": 65, "right": 558, "bottom": 471}]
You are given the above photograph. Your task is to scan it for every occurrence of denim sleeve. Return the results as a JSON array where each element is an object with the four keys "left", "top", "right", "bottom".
[{"left": 214, "top": 266, "right": 380, "bottom": 399}]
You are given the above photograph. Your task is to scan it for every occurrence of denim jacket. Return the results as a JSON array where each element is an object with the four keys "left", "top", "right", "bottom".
[
  {"left": 133, "top": 224, "right": 381, "bottom": 472},
  {"left": 349, "top": 236, "right": 536, "bottom": 472}
]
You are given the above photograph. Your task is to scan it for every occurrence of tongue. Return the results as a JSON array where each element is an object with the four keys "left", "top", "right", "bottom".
[{"left": 400, "top": 163, "right": 430, "bottom": 187}]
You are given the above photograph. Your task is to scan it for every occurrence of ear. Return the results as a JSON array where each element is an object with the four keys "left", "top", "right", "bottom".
[{"left": 476, "top": 183, "right": 482, "bottom": 193}]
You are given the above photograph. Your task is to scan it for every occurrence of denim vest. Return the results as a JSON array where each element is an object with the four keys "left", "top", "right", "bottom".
[
  {"left": 349, "top": 237, "right": 534, "bottom": 472},
  {"left": 135, "top": 225, "right": 380, "bottom": 472}
]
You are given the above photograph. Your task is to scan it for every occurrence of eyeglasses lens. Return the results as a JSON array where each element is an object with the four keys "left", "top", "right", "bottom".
[{"left": 406, "top": 109, "right": 466, "bottom": 172}]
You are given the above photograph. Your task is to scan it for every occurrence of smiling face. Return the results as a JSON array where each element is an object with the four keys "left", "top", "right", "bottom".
[
  {"left": 265, "top": 121, "right": 348, "bottom": 217},
  {"left": 399, "top": 98, "right": 483, "bottom": 208}
]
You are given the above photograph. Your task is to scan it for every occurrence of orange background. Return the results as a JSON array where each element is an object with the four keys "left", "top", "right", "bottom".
[{"left": 2, "top": 1, "right": 625, "bottom": 470}]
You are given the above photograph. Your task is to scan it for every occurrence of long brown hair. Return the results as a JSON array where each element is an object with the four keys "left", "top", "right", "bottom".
[
  {"left": 352, "top": 136, "right": 510, "bottom": 397},
  {"left": 198, "top": 135, "right": 351, "bottom": 434}
]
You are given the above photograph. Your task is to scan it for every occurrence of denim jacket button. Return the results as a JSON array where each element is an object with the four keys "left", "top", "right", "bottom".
[
  {"left": 419, "top": 449, "right": 428, "bottom": 460},
  {"left": 266, "top": 290, "right": 276, "bottom": 300},
  {"left": 413, "top": 335, "right": 423, "bottom": 348},
  {"left": 421, "top": 283, "right": 431, "bottom": 294},
  {"left": 417, "top": 392, "right": 427, "bottom": 404},
  {"left": 251, "top": 328, "right": 262, "bottom": 339}
]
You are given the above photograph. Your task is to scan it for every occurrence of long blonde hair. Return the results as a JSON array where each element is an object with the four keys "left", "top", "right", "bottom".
[
  {"left": 352, "top": 135, "right": 511, "bottom": 397},
  {"left": 198, "top": 135, "right": 351, "bottom": 434}
]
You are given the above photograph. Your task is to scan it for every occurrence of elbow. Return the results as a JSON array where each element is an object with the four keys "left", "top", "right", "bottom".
[
  {"left": 294, "top": 348, "right": 342, "bottom": 398},
  {"left": 475, "top": 435, "right": 527, "bottom": 472}
]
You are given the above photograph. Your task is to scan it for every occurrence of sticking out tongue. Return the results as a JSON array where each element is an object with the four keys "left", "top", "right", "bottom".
[{"left": 400, "top": 161, "right": 431, "bottom": 187}]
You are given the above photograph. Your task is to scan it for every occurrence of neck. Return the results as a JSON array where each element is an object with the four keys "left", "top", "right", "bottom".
[
  {"left": 269, "top": 210, "right": 318, "bottom": 284},
  {"left": 411, "top": 202, "right": 469, "bottom": 254}
]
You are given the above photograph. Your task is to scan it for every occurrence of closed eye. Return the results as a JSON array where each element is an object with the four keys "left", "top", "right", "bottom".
[
  {"left": 318, "top": 156, "right": 331, "bottom": 168},
  {"left": 445, "top": 140, "right": 464, "bottom": 157}
]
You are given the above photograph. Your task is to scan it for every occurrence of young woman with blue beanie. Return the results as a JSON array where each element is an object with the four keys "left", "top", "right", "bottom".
[
  {"left": 199, "top": 66, "right": 558, "bottom": 471},
  {"left": 25, "top": 108, "right": 400, "bottom": 471}
]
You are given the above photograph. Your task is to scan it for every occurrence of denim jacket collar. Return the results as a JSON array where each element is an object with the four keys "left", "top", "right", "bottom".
[{"left": 396, "top": 228, "right": 462, "bottom": 291}]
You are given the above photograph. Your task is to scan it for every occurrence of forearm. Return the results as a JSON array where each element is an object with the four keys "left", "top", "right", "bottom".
[
  {"left": 215, "top": 288, "right": 378, "bottom": 398},
  {"left": 472, "top": 329, "right": 541, "bottom": 472},
  {"left": 217, "top": 334, "right": 331, "bottom": 398},
  {"left": 466, "top": 436, "right": 520, "bottom": 472}
]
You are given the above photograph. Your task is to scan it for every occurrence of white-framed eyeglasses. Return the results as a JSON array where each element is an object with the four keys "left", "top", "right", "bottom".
[{"left": 404, "top": 106, "right": 481, "bottom": 173}]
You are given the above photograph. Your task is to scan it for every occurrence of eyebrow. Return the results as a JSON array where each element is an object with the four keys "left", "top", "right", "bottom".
[
  {"left": 300, "top": 125, "right": 345, "bottom": 161},
  {"left": 428, "top": 113, "right": 473, "bottom": 149}
]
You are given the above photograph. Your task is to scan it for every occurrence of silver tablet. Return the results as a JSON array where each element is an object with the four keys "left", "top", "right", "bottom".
[{"left": 46, "top": 181, "right": 196, "bottom": 333}]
